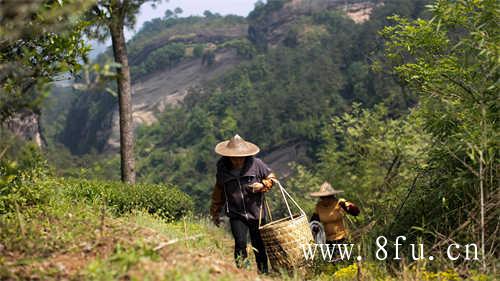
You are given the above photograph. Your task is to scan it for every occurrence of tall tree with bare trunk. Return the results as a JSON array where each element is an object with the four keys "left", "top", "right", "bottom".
[{"left": 86, "top": 0, "right": 163, "bottom": 184}]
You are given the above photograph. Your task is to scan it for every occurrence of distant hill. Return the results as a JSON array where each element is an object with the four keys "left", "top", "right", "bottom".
[
  {"left": 54, "top": 0, "right": 394, "bottom": 156},
  {"left": 45, "top": 0, "right": 429, "bottom": 208}
]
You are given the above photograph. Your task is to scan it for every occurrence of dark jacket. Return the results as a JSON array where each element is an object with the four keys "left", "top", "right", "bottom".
[{"left": 210, "top": 156, "right": 272, "bottom": 221}]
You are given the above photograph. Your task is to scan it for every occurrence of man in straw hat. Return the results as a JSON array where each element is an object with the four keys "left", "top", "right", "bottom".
[
  {"left": 310, "top": 182, "right": 360, "bottom": 246},
  {"left": 210, "top": 134, "right": 277, "bottom": 273}
]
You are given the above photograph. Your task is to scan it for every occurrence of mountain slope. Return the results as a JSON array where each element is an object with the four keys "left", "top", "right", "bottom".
[
  {"left": 58, "top": 14, "right": 249, "bottom": 154},
  {"left": 56, "top": 0, "right": 386, "bottom": 155},
  {"left": 50, "top": 0, "right": 428, "bottom": 209},
  {"left": 106, "top": 48, "right": 244, "bottom": 148}
]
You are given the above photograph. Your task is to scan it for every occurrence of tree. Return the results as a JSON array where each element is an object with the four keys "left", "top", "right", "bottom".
[
  {"left": 174, "top": 7, "right": 183, "bottom": 16},
  {"left": 318, "top": 104, "right": 429, "bottom": 230},
  {"left": 86, "top": 0, "right": 162, "bottom": 184},
  {"left": 0, "top": 0, "right": 91, "bottom": 122},
  {"left": 164, "top": 9, "right": 174, "bottom": 19},
  {"left": 203, "top": 10, "right": 213, "bottom": 18},
  {"left": 382, "top": 0, "right": 498, "bottom": 269}
]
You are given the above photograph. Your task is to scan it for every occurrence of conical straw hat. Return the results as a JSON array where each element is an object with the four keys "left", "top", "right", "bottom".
[
  {"left": 214, "top": 134, "right": 260, "bottom": 157},
  {"left": 309, "top": 181, "right": 344, "bottom": 197}
]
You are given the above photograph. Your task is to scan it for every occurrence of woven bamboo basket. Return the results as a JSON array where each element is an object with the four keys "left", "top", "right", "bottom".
[{"left": 259, "top": 181, "right": 313, "bottom": 271}]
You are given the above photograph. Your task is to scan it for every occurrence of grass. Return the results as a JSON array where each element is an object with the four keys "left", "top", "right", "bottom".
[
  {"left": 0, "top": 184, "right": 268, "bottom": 280},
  {"left": 0, "top": 178, "right": 497, "bottom": 280}
]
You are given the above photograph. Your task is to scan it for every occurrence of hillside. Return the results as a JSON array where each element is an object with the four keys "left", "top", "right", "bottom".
[
  {"left": 41, "top": 0, "right": 433, "bottom": 210},
  {"left": 0, "top": 175, "right": 270, "bottom": 280},
  {"left": 2, "top": 0, "right": 498, "bottom": 279},
  {"left": 53, "top": 0, "right": 386, "bottom": 155},
  {"left": 46, "top": 0, "right": 407, "bottom": 173},
  {"left": 1, "top": 168, "right": 496, "bottom": 280},
  {"left": 55, "top": 14, "right": 249, "bottom": 155}
]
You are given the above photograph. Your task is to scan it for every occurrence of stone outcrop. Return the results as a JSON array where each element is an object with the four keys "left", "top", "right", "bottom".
[{"left": 3, "top": 110, "right": 44, "bottom": 147}]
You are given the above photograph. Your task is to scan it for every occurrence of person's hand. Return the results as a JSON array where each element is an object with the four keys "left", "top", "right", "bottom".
[
  {"left": 249, "top": 182, "right": 265, "bottom": 192},
  {"left": 339, "top": 199, "right": 346, "bottom": 207},
  {"left": 212, "top": 216, "right": 221, "bottom": 227},
  {"left": 338, "top": 199, "right": 350, "bottom": 211},
  {"left": 262, "top": 178, "right": 273, "bottom": 188},
  {"left": 261, "top": 177, "right": 277, "bottom": 192}
]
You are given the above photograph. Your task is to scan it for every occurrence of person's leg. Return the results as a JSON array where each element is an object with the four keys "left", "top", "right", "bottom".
[
  {"left": 230, "top": 218, "right": 249, "bottom": 268},
  {"left": 248, "top": 220, "right": 269, "bottom": 273}
]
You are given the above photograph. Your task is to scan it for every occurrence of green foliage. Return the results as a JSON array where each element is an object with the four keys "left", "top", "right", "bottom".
[
  {"left": 83, "top": 243, "right": 160, "bottom": 280},
  {"left": 121, "top": 4, "right": 429, "bottom": 212},
  {"left": 133, "top": 43, "right": 185, "bottom": 79},
  {"left": 0, "top": 170, "right": 53, "bottom": 214},
  {"left": 0, "top": 134, "right": 52, "bottom": 213},
  {"left": 0, "top": 169, "right": 193, "bottom": 220},
  {"left": 303, "top": 103, "right": 434, "bottom": 255},
  {"left": 193, "top": 44, "right": 205, "bottom": 57},
  {"left": 0, "top": 136, "right": 192, "bottom": 219},
  {"left": 46, "top": 0, "right": 433, "bottom": 234},
  {"left": 381, "top": 0, "right": 498, "bottom": 263},
  {"left": 0, "top": 1, "right": 91, "bottom": 121},
  {"left": 64, "top": 178, "right": 194, "bottom": 220},
  {"left": 221, "top": 39, "right": 258, "bottom": 59},
  {"left": 318, "top": 104, "right": 429, "bottom": 217}
]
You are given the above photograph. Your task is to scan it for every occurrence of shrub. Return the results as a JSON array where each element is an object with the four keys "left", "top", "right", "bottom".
[
  {"left": 0, "top": 151, "right": 53, "bottom": 214},
  {"left": 63, "top": 178, "right": 194, "bottom": 220},
  {"left": 193, "top": 44, "right": 204, "bottom": 57},
  {"left": 143, "top": 43, "right": 185, "bottom": 73},
  {"left": 0, "top": 175, "right": 56, "bottom": 214}
]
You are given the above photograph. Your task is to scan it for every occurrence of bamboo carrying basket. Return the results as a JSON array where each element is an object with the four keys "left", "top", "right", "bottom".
[{"left": 259, "top": 181, "right": 313, "bottom": 271}]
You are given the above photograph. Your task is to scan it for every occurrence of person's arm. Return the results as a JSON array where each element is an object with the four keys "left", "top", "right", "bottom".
[
  {"left": 210, "top": 182, "right": 224, "bottom": 226},
  {"left": 338, "top": 198, "right": 360, "bottom": 216}
]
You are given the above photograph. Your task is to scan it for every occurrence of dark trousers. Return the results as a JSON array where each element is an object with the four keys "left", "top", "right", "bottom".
[{"left": 229, "top": 218, "right": 268, "bottom": 273}]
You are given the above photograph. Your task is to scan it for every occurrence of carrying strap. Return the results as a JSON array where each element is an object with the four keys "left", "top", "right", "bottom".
[{"left": 258, "top": 180, "right": 307, "bottom": 228}]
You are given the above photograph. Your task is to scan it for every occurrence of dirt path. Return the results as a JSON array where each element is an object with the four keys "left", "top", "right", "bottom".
[{"left": 1, "top": 215, "right": 276, "bottom": 280}]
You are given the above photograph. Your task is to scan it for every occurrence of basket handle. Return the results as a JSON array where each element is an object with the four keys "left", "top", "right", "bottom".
[
  {"left": 276, "top": 180, "right": 306, "bottom": 218},
  {"left": 259, "top": 179, "right": 306, "bottom": 227}
]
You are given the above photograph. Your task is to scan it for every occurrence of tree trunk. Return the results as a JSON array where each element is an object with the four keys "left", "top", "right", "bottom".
[{"left": 110, "top": 22, "right": 136, "bottom": 184}]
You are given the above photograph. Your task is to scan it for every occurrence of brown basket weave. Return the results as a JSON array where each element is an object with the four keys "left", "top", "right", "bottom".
[{"left": 259, "top": 181, "right": 313, "bottom": 271}]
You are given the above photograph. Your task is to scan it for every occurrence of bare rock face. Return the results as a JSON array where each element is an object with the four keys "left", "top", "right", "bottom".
[
  {"left": 62, "top": 0, "right": 382, "bottom": 154},
  {"left": 346, "top": 2, "right": 381, "bottom": 23},
  {"left": 105, "top": 48, "right": 243, "bottom": 150},
  {"left": 249, "top": 0, "right": 380, "bottom": 47},
  {"left": 129, "top": 24, "right": 248, "bottom": 66},
  {"left": 4, "top": 109, "right": 44, "bottom": 146},
  {"left": 262, "top": 142, "right": 309, "bottom": 178}
]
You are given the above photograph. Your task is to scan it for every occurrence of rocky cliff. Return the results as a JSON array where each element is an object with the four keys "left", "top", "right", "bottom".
[
  {"left": 4, "top": 110, "right": 44, "bottom": 147},
  {"left": 55, "top": 0, "right": 379, "bottom": 156},
  {"left": 248, "top": 0, "right": 380, "bottom": 47},
  {"left": 106, "top": 48, "right": 244, "bottom": 149}
]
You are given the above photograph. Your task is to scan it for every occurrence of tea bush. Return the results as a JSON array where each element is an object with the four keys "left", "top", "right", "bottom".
[
  {"left": 0, "top": 156, "right": 53, "bottom": 214},
  {"left": 62, "top": 178, "right": 194, "bottom": 220},
  {"left": 0, "top": 176, "right": 55, "bottom": 214},
  {"left": 0, "top": 168, "right": 193, "bottom": 220}
]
